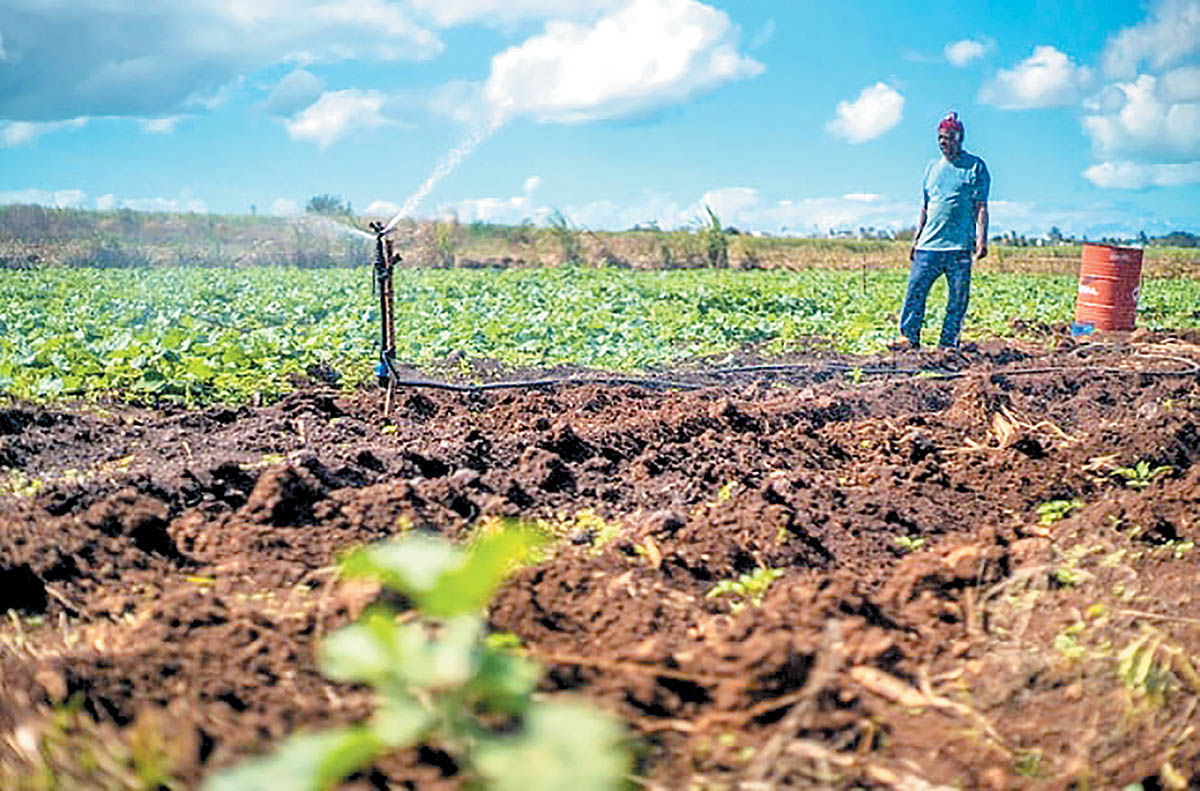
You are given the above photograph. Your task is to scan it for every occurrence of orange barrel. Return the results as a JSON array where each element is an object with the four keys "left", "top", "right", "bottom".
[{"left": 1073, "top": 242, "right": 1143, "bottom": 331}]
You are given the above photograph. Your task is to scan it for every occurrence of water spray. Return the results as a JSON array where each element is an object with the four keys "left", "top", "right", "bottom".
[
  {"left": 369, "top": 112, "right": 508, "bottom": 413},
  {"left": 381, "top": 116, "right": 505, "bottom": 235}
]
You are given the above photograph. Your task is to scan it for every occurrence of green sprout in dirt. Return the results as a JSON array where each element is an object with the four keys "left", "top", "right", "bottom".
[
  {"left": 1116, "top": 628, "right": 1200, "bottom": 709},
  {"left": 205, "top": 527, "right": 629, "bottom": 791},
  {"left": 892, "top": 535, "right": 926, "bottom": 553},
  {"left": 1051, "top": 621, "right": 1087, "bottom": 661},
  {"left": 706, "top": 567, "right": 785, "bottom": 612},
  {"left": 1012, "top": 748, "right": 1049, "bottom": 779},
  {"left": 1036, "top": 498, "right": 1083, "bottom": 526},
  {"left": 1110, "top": 460, "right": 1173, "bottom": 489},
  {"left": 1, "top": 469, "right": 43, "bottom": 498}
]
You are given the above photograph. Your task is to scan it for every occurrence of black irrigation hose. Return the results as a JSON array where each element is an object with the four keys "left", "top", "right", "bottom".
[
  {"left": 381, "top": 355, "right": 1200, "bottom": 394},
  {"left": 382, "top": 376, "right": 707, "bottom": 392}
]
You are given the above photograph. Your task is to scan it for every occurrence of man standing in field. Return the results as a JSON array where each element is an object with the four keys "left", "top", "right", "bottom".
[{"left": 895, "top": 111, "right": 990, "bottom": 350}]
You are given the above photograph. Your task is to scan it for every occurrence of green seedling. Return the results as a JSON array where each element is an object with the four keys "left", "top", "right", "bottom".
[
  {"left": 706, "top": 567, "right": 784, "bottom": 612},
  {"left": 1116, "top": 628, "right": 1200, "bottom": 713},
  {"left": 1110, "top": 460, "right": 1173, "bottom": 489},
  {"left": 1, "top": 469, "right": 43, "bottom": 498},
  {"left": 893, "top": 535, "right": 926, "bottom": 553},
  {"left": 1013, "top": 748, "right": 1048, "bottom": 778},
  {"left": 205, "top": 527, "right": 629, "bottom": 791},
  {"left": 1036, "top": 498, "right": 1083, "bottom": 525},
  {"left": 1052, "top": 622, "right": 1087, "bottom": 660},
  {"left": 530, "top": 508, "right": 624, "bottom": 554},
  {"left": 1052, "top": 566, "right": 1085, "bottom": 587}
]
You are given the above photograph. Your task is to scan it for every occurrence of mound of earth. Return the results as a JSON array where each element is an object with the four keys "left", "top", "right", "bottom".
[{"left": 2, "top": 334, "right": 1199, "bottom": 789}]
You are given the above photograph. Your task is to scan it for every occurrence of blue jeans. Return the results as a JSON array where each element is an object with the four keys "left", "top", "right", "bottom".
[{"left": 900, "top": 249, "right": 972, "bottom": 348}]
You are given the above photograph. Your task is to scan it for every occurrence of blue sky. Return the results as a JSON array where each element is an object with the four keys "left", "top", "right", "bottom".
[{"left": 2, "top": 0, "right": 1199, "bottom": 237}]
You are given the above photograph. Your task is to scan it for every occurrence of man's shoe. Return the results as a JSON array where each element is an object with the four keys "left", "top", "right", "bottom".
[{"left": 888, "top": 337, "right": 919, "bottom": 352}]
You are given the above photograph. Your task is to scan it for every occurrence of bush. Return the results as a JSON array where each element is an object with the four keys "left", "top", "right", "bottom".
[{"left": 305, "top": 195, "right": 353, "bottom": 218}]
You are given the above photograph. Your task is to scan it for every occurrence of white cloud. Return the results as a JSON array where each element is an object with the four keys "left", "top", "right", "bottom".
[
  {"left": 1083, "top": 159, "right": 1200, "bottom": 188},
  {"left": 406, "top": 0, "right": 619, "bottom": 27},
  {"left": 0, "top": 1, "right": 441, "bottom": 122},
  {"left": 694, "top": 187, "right": 759, "bottom": 222},
  {"left": 1080, "top": 2, "right": 1200, "bottom": 189},
  {"left": 262, "top": 70, "right": 324, "bottom": 116},
  {"left": 139, "top": 116, "right": 185, "bottom": 134},
  {"left": 825, "top": 82, "right": 904, "bottom": 144},
  {"left": 944, "top": 38, "right": 990, "bottom": 67},
  {"left": 272, "top": 198, "right": 301, "bottom": 216},
  {"left": 364, "top": 200, "right": 400, "bottom": 217},
  {"left": 481, "top": 0, "right": 764, "bottom": 124},
  {"left": 0, "top": 188, "right": 89, "bottom": 208},
  {"left": 423, "top": 185, "right": 1158, "bottom": 239},
  {"left": 450, "top": 194, "right": 537, "bottom": 223},
  {"left": 749, "top": 19, "right": 776, "bottom": 50},
  {"left": 564, "top": 187, "right": 915, "bottom": 234},
  {"left": 436, "top": 175, "right": 545, "bottom": 223},
  {"left": 902, "top": 50, "right": 941, "bottom": 65},
  {"left": 1162, "top": 66, "right": 1200, "bottom": 102},
  {"left": 0, "top": 188, "right": 206, "bottom": 212},
  {"left": 979, "top": 46, "right": 1093, "bottom": 109},
  {"left": 284, "top": 89, "right": 398, "bottom": 147},
  {"left": 119, "top": 195, "right": 208, "bottom": 213},
  {"left": 1082, "top": 74, "right": 1200, "bottom": 162},
  {"left": 1102, "top": 0, "right": 1200, "bottom": 79},
  {"left": 1, "top": 117, "right": 87, "bottom": 146}
]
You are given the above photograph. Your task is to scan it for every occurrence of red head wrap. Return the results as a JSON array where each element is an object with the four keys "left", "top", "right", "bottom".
[{"left": 938, "top": 111, "right": 964, "bottom": 137}]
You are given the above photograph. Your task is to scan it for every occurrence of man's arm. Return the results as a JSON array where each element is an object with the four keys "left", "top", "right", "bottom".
[
  {"left": 974, "top": 201, "right": 988, "bottom": 260},
  {"left": 909, "top": 204, "right": 927, "bottom": 262}
]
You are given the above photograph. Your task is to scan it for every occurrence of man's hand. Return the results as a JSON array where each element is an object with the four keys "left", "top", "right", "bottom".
[
  {"left": 909, "top": 245, "right": 916, "bottom": 262},
  {"left": 974, "top": 202, "right": 988, "bottom": 260}
]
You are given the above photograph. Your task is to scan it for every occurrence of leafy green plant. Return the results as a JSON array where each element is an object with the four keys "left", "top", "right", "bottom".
[
  {"left": 1114, "top": 628, "right": 1200, "bottom": 708},
  {"left": 1012, "top": 748, "right": 1048, "bottom": 778},
  {"left": 893, "top": 535, "right": 926, "bottom": 553},
  {"left": 1111, "top": 460, "right": 1173, "bottom": 489},
  {"left": 204, "top": 528, "right": 629, "bottom": 791},
  {"left": 706, "top": 567, "right": 784, "bottom": 612},
  {"left": 6, "top": 265, "right": 1200, "bottom": 407},
  {"left": 1051, "top": 622, "right": 1087, "bottom": 660},
  {"left": 1036, "top": 498, "right": 1083, "bottom": 525}
]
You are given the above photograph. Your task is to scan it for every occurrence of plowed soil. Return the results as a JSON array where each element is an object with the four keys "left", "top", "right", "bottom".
[{"left": 3, "top": 333, "right": 1200, "bottom": 790}]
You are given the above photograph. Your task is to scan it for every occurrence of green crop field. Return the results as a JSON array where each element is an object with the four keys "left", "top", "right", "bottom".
[{"left": 3, "top": 266, "right": 1200, "bottom": 405}]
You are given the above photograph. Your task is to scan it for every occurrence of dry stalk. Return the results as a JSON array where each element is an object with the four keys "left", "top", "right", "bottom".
[{"left": 740, "top": 620, "right": 845, "bottom": 787}]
